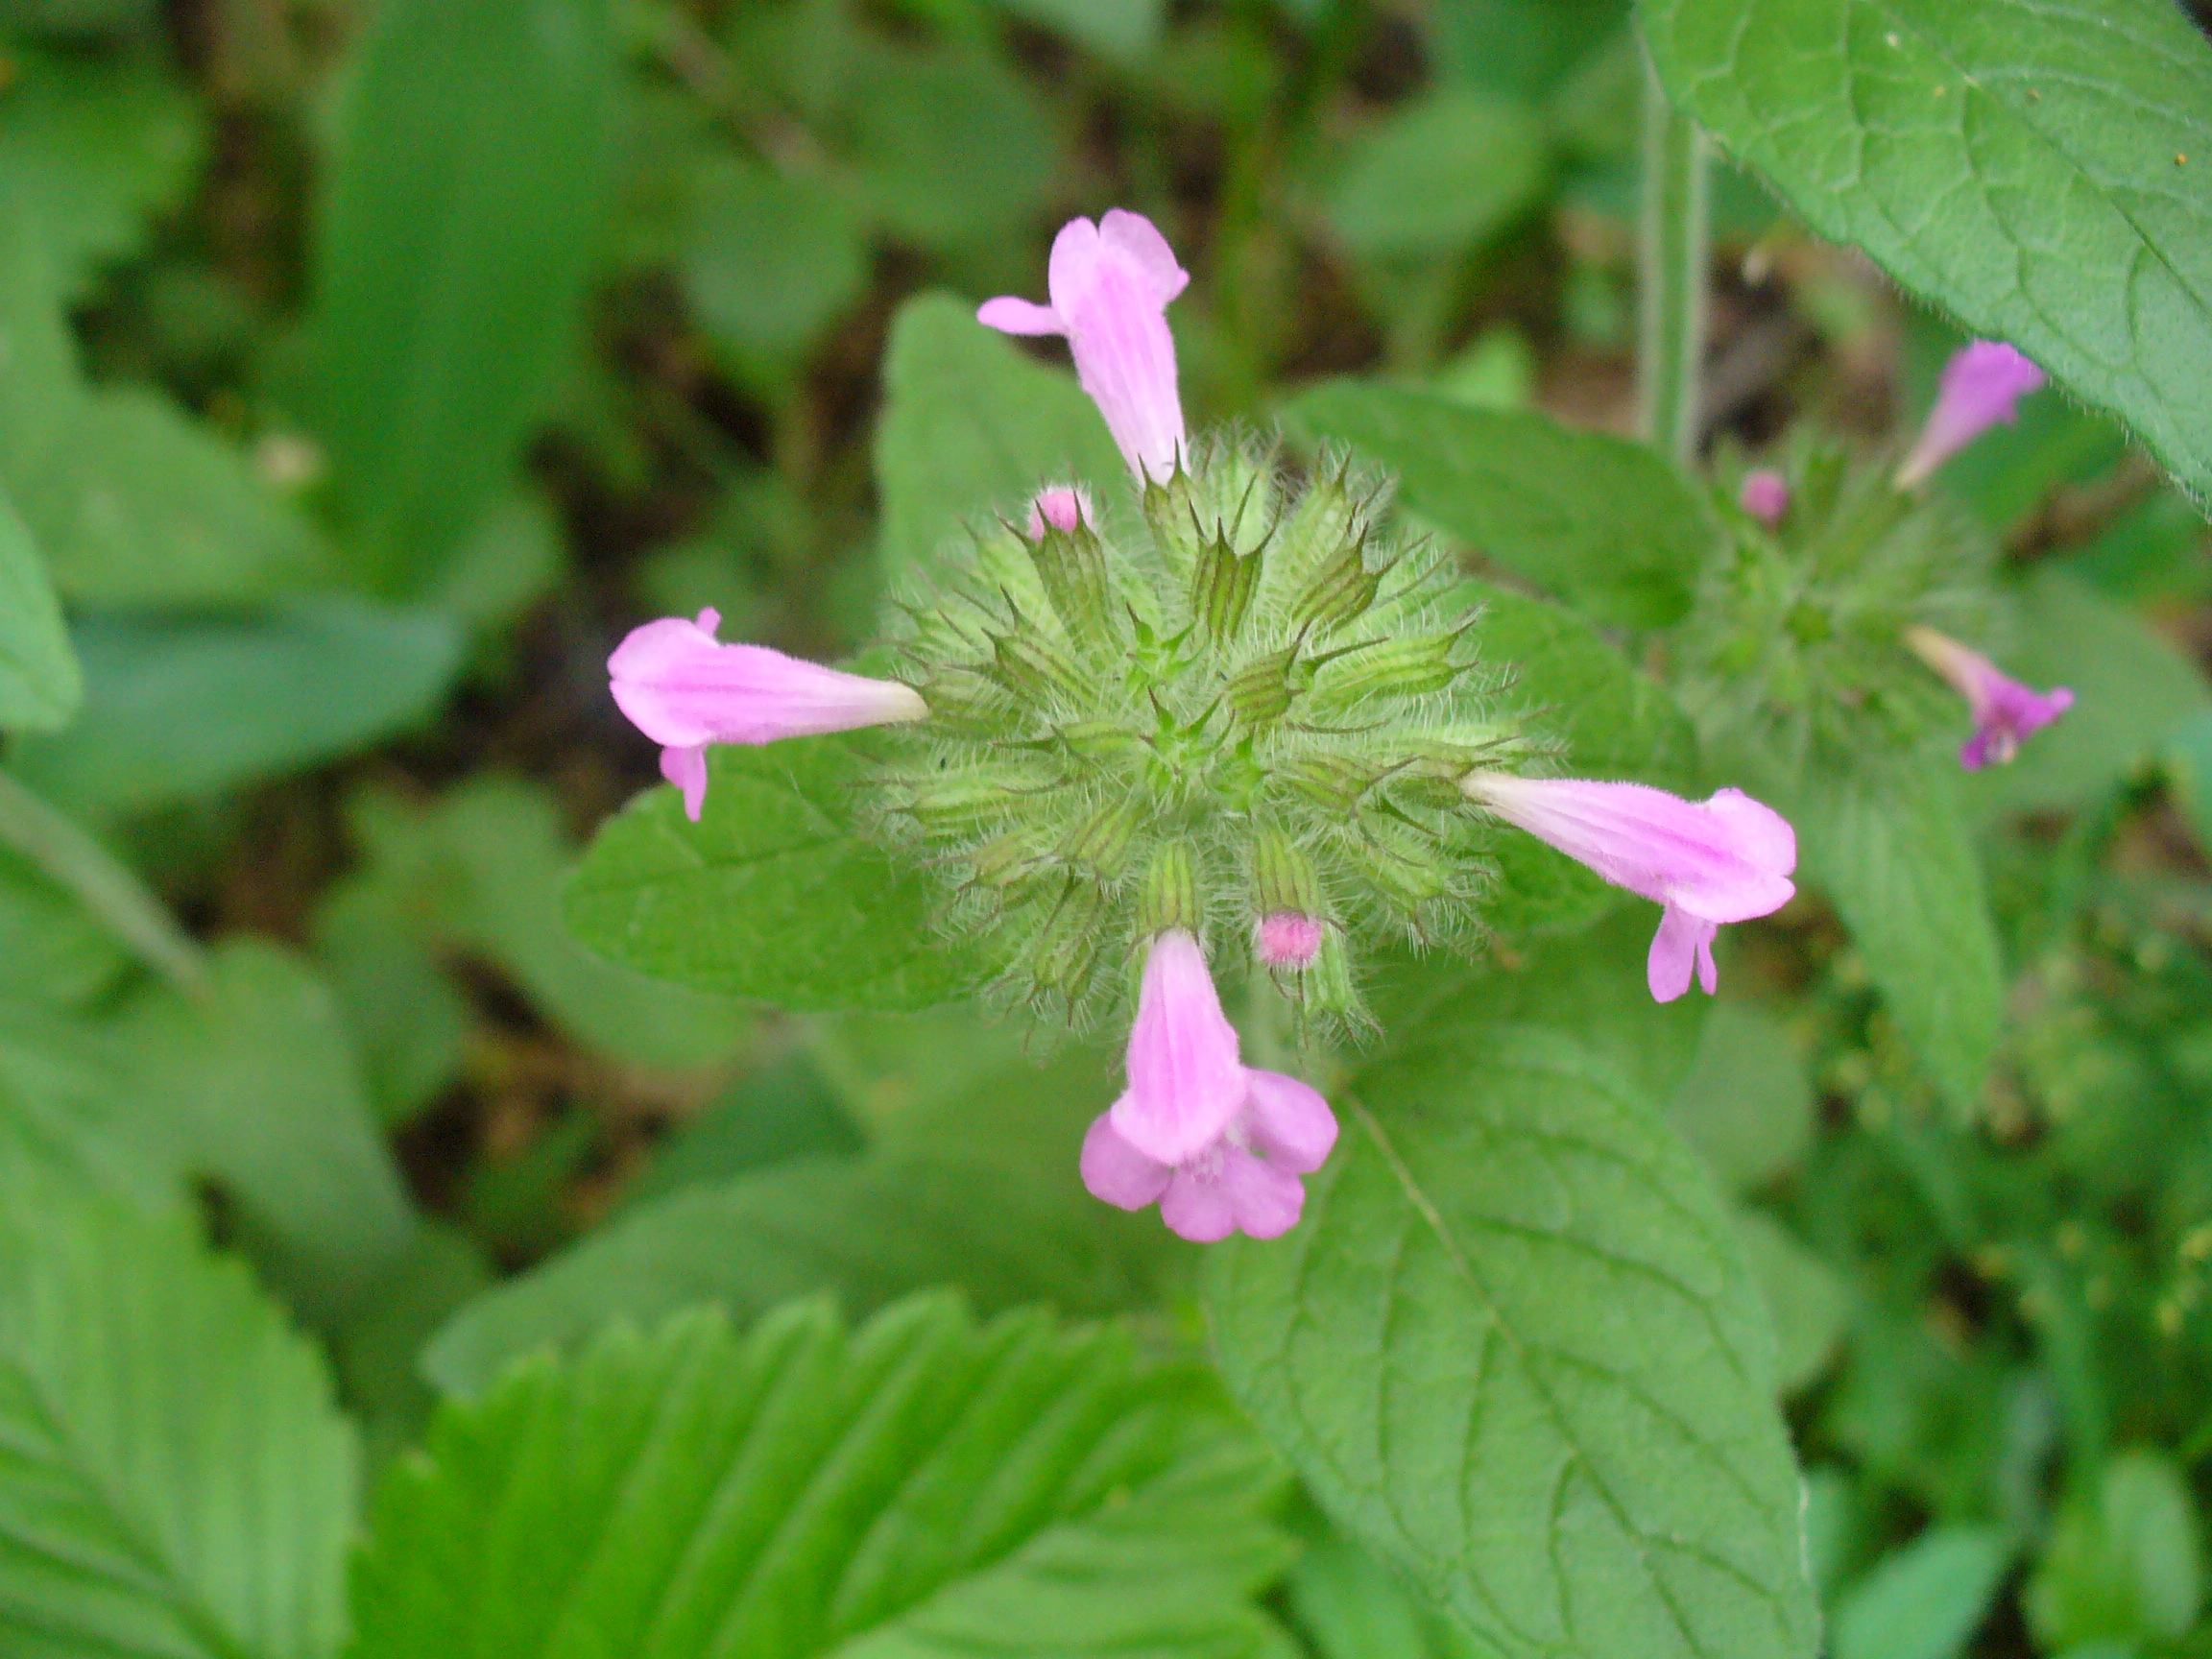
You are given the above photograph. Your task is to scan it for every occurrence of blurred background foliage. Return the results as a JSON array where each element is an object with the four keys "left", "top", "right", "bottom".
[{"left": 6, "top": 1, "right": 2212, "bottom": 1656}]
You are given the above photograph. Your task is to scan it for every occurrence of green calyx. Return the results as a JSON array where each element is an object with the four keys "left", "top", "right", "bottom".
[{"left": 872, "top": 435, "right": 1534, "bottom": 1033}]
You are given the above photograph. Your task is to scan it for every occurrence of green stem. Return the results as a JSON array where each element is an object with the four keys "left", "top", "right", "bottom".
[
  {"left": 1636, "top": 44, "right": 1711, "bottom": 465},
  {"left": 0, "top": 768, "right": 204, "bottom": 994}
]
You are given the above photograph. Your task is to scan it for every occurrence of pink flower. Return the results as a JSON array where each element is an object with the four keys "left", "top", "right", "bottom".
[
  {"left": 1256, "top": 912, "right": 1324, "bottom": 969},
  {"left": 1905, "top": 626, "right": 2075, "bottom": 770},
  {"left": 1739, "top": 469, "right": 1790, "bottom": 526},
  {"left": 1082, "top": 929, "right": 1338, "bottom": 1241},
  {"left": 1896, "top": 341, "right": 2046, "bottom": 487},
  {"left": 608, "top": 608, "right": 927, "bottom": 821},
  {"left": 1025, "top": 484, "right": 1092, "bottom": 539},
  {"left": 1460, "top": 773, "right": 1797, "bottom": 1002},
  {"left": 979, "top": 210, "right": 1190, "bottom": 485}
]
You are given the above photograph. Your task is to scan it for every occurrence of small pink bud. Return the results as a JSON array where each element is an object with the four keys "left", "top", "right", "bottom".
[
  {"left": 1025, "top": 485, "right": 1092, "bottom": 539},
  {"left": 979, "top": 209, "right": 1190, "bottom": 485},
  {"left": 1256, "top": 912, "right": 1324, "bottom": 969},
  {"left": 1739, "top": 469, "right": 1790, "bottom": 526},
  {"left": 1460, "top": 772, "right": 1796, "bottom": 1002},
  {"left": 1896, "top": 341, "right": 2046, "bottom": 488},
  {"left": 1904, "top": 626, "right": 2075, "bottom": 770},
  {"left": 608, "top": 609, "right": 927, "bottom": 821}
]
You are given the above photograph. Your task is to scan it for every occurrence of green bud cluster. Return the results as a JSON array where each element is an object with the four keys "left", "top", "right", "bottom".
[
  {"left": 870, "top": 435, "right": 1533, "bottom": 1034},
  {"left": 1676, "top": 430, "right": 1999, "bottom": 777}
]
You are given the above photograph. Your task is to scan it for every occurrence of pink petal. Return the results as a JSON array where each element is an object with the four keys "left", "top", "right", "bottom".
[
  {"left": 1080, "top": 1110, "right": 1173, "bottom": 1210},
  {"left": 1111, "top": 930, "right": 1247, "bottom": 1166},
  {"left": 1098, "top": 208, "right": 1190, "bottom": 307},
  {"left": 1897, "top": 341, "right": 2046, "bottom": 486},
  {"left": 976, "top": 296, "right": 1065, "bottom": 337},
  {"left": 1739, "top": 469, "right": 1789, "bottom": 526},
  {"left": 1159, "top": 1166, "right": 1238, "bottom": 1242},
  {"left": 1217, "top": 1146, "right": 1306, "bottom": 1239},
  {"left": 608, "top": 621, "right": 926, "bottom": 750},
  {"left": 661, "top": 744, "right": 709, "bottom": 822},
  {"left": 1025, "top": 485, "right": 1091, "bottom": 538},
  {"left": 1239, "top": 1070, "right": 1337, "bottom": 1174},
  {"left": 1255, "top": 912, "right": 1324, "bottom": 969},
  {"left": 1907, "top": 627, "right": 2076, "bottom": 770},
  {"left": 1647, "top": 906, "right": 1719, "bottom": 1001}
]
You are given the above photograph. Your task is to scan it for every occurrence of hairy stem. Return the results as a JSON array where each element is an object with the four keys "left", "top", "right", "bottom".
[{"left": 1636, "top": 44, "right": 1711, "bottom": 465}]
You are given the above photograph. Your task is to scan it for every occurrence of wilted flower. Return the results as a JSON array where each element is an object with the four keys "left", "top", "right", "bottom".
[
  {"left": 1896, "top": 341, "right": 2046, "bottom": 488},
  {"left": 1905, "top": 625, "right": 2075, "bottom": 770},
  {"left": 1460, "top": 773, "right": 1797, "bottom": 1002},
  {"left": 609, "top": 608, "right": 927, "bottom": 821},
  {"left": 1082, "top": 929, "right": 1337, "bottom": 1241},
  {"left": 1025, "top": 484, "right": 1092, "bottom": 539},
  {"left": 979, "top": 210, "right": 1190, "bottom": 484},
  {"left": 1739, "top": 469, "right": 1790, "bottom": 526}
]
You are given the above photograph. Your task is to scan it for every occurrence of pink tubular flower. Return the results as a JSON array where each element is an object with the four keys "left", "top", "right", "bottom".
[
  {"left": 1025, "top": 484, "right": 1092, "bottom": 539},
  {"left": 1904, "top": 625, "right": 2075, "bottom": 771},
  {"left": 1082, "top": 929, "right": 1338, "bottom": 1242},
  {"left": 608, "top": 608, "right": 928, "bottom": 821},
  {"left": 1256, "top": 912, "right": 1324, "bottom": 969},
  {"left": 979, "top": 210, "right": 1190, "bottom": 485},
  {"left": 1896, "top": 341, "right": 2046, "bottom": 487},
  {"left": 1460, "top": 773, "right": 1797, "bottom": 1003},
  {"left": 1739, "top": 469, "right": 1790, "bottom": 526}
]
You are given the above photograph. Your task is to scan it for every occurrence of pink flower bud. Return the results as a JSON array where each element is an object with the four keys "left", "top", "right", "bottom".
[
  {"left": 608, "top": 609, "right": 927, "bottom": 821},
  {"left": 1739, "top": 469, "right": 1790, "bottom": 526},
  {"left": 1025, "top": 485, "right": 1092, "bottom": 538},
  {"left": 979, "top": 209, "right": 1190, "bottom": 485},
  {"left": 1896, "top": 341, "right": 2046, "bottom": 488},
  {"left": 1460, "top": 773, "right": 1797, "bottom": 1002},
  {"left": 1082, "top": 928, "right": 1339, "bottom": 1242},
  {"left": 1904, "top": 626, "right": 2075, "bottom": 770},
  {"left": 1256, "top": 911, "right": 1324, "bottom": 969}
]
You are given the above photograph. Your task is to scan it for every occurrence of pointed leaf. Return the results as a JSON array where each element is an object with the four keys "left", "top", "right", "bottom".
[{"left": 0, "top": 478, "right": 79, "bottom": 732}]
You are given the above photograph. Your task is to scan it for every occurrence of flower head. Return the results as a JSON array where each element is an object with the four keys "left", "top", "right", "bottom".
[
  {"left": 1256, "top": 912, "right": 1325, "bottom": 969},
  {"left": 1904, "top": 625, "right": 2075, "bottom": 770},
  {"left": 609, "top": 609, "right": 927, "bottom": 820},
  {"left": 1896, "top": 341, "right": 2046, "bottom": 488},
  {"left": 1460, "top": 773, "right": 1796, "bottom": 1002},
  {"left": 1739, "top": 469, "right": 1790, "bottom": 526},
  {"left": 979, "top": 210, "right": 1190, "bottom": 485},
  {"left": 1083, "top": 929, "right": 1338, "bottom": 1241},
  {"left": 1025, "top": 484, "right": 1092, "bottom": 539}
]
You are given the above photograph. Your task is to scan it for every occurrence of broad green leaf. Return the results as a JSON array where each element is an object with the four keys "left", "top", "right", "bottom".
[
  {"left": 7, "top": 599, "right": 463, "bottom": 815},
  {"left": 1960, "top": 567, "right": 2209, "bottom": 819},
  {"left": 110, "top": 939, "right": 420, "bottom": 1321},
  {"left": 1286, "top": 380, "right": 1713, "bottom": 628},
  {"left": 874, "top": 292, "right": 1124, "bottom": 589},
  {"left": 1427, "top": 0, "right": 1629, "bottom": 98},
  {"left": 1640, "top": 0, "right": 2212, "bottom": 506},
  {"left": 1803, "top": 760, "right": 2004, "bottom": 1116},
  {"left": 1669, "top": 1002, "right": 1815, "bottom": 1193},
  {"left": 1322, "top": 89, "right": 1551, "bottom": 259},
  {"left": 310, "top": 875, "right": 469, "bottom": 1127},
  {"left": 313, "top": 0, "right": 617, "bottom": 592},
  {"left": 1209, "top": 1026, "right": 1815, "bottom": 1659},
  {"left": 680, "top": 153, "right": 866, "bottom": 386},
  {"left": 625, "top": 1049, "right": 864, "bottom": 1206},
  {"left": 0, "top": 1145, "right": 357, "bottom": 1659},
  {"left": 996, "top": 0, "right": 1166, "bottom": 60},
  {"left": 0, "top": 840, "right": 132, "bottom": 1010},
  {"left": 2026, "top": 1450, "right": 2204, "bottom": 1651},
  {"left": 328, "top": 1219, "right": 493, "bottom": 1472},
  {"left": 361, "top": 1296, "right": 1293, "bottom": 1659},
  {"left": 1831, "top": 1527, "right": 2010, "bottom": 1659},
  {"left": 0, "top": 476, "right": 78, "bottom": 731},
  {"left": 0, "top": 1004, "right": 176, "bottom": 1214},
  {"left": 563, "top": 734, "right": 991, "bottom": 1012},
  {"left": 1734, "top": 1209, "right": 1845, "bottom": 1394},
  {"left": 423, "top": 1046, "right": 1178, "bottom": 1395},
  {"left": 1286, "top": 1523, "right": 1489, "bottom": 1659}
]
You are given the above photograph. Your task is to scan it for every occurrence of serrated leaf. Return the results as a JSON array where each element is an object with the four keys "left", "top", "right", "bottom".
[
  {"left": 1286, "top": 381, "right": 1713, "bottom": 628},
  {"left": 1322, "top": 89, "right": 1551, "bottom": 259},
  {"left": 874, "top": 291, "right": 1125, "bottom": 590},
  {"left": 0, "top": 1145, "right": 358, "bottom": 1659},
  {"left": 1208, "top": 1026, "right": 1815, "bottom": 1659},
  {"left": 357, "top": 1295, "right": 1293, "bottom": 1659},
  {"left": 312, "top": 0, "right": 617, "bottom": 592},
  {"left": 0, "top": 476, "right": 79, "bottom": 732},
  {"left": 563, "top": 734, "right": 990, "bottom": 1012},
  {"left": 1640, "top": 0, "right": 2212, "bottom": 505}
]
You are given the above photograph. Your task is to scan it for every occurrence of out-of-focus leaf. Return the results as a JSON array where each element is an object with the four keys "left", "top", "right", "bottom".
[
  {"left": 0, "top": 841, "right": 131, "bottom": 1009},
  {"left": 1428, "top": 0, "right": 1630, "bottom": 97},
  {"left": 1286, "top": 1522, "right": 1488, "bottom": 1659},
  {"left": 2026, "top": 1450, "right": 2204, "bottom": 1651},
  {"left": 7, "top": 599, "right": 463, "bottom": 815},
  {"left": 1832, "top": 1526, "right": 2011, "bottom": 1659},
  {"left": 1670, "top": 1001, "right": 1815, "bottom": 1192},
  {"left": 313, "top": 0, "right": 617, "bottom": 593},
  {"left": 421, "top": 488, "right": 569, "bottom": 628},
  {"left": 311, "top": 877, "right": 469, "bottom": 1127},
  {"left": 1286, "top": 380, "right": 1713, "bottom": 628},
  {"left": 845, "top": 42, "right": 1057, "bottom": 252},
  {"left": 328, "top": 1219, "right": 493, "bottom": 1472},
  {"left": 1641, "top": 0, "right": 2212, "bottom": 507},
  {"left": 1736, "top": 1207, "right": 1846, "bottom": 1394},
  {"left": 366, "top": 1297, "right": 1293, "bottom": 1659},
  {"left": 997, "top": 0, "right": 1166, "bottom": 60},
  {"left": 564, "top": 734, "right": 992, "bottom": 1012},
  {"left": 625, "top": 1048, "right": 863, "bottom": 1205},
  {"left": 0, "top": 1145, "right": 357, "bottom": 1659},
  {"left": 0, "top": 477, "right": 78, "bottom": 730},
  {"left": 680, "top": 153, "right": 866, "bottom": 385},
  {"left": 1208, "top": 1027, "right": 1815, "bottom": 1659},
  {"left": 1322, "top": 89, "right": 1551, "bottom": 259},
  {"left": 2061, "top": 490, "right": 2211, "bottom": 605},
  {"left": 874, "top": 291, "right": 1124, "bottom": 589}
]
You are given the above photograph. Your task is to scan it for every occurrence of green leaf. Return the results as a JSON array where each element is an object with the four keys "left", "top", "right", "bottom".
[
  {"left": 1669, "top": 1003, "right": 1815, "bottom": 1193},
  {"left": 994, "top": 0, "right": 1166, "bottom": 60},
  {"left": 358, "top": 1295, "right": 1293, "bottom": 1659},
  {"left": 1803, "top": 760, "right": 2004, "bottom": 1115},
  {"left": 1322, "top": 89, "right": 1551, "bottom": 260},
  {"left": 1286, "top": 381, "right": 1713, "bottom": 628},
  {"left": 563, "top": 735, "right": 990, "bottom": 1012},
  {"left": 1639, "top": 0, "right": 2212, "bottom": 506},
  {"left": 0, "top": 1145, "right": 358, "bottom": 1659},
  {"left": 312, "top": 0, "right": 617, "bottom": 592},
  {"left": 625, "top": 1049, "right": 863, "bottom": 1206},
  {"left": 1208, "top": 1026, "right": 1815, "bottom": 1659},
  {"left": 844, "top": 43, "right": 1058, "bottom": 253},
  {"left": 0, "top": 476, "right": 79, "bottom": 731},
  {"left": 874, "top": 292, "right": 1125, "bottom": 590},
  {"left": 2026, "top": 1450, "right": 2204, "bottom": 1651},
  {"left": 1734, "top": 1209, "right": 1845, "bottom": 1395},
  {"left": 0, "top": 839, "right": 132, "bottom": 1011},
  {"left": 1427, "top": 0, "right": 1629, "bottom": 98},
  {"left": 680, "top": 153, "right": 867, "bottom": 387},
  {"left": 1831, "top": 1526, "right": 2010, "bottom": 1659},
  {"left": 1286, "top": 1522, "right": 1489, "bottom": 1659},
  {"left": 6, "top": 599, "right": 464, "bottom": 815}
]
